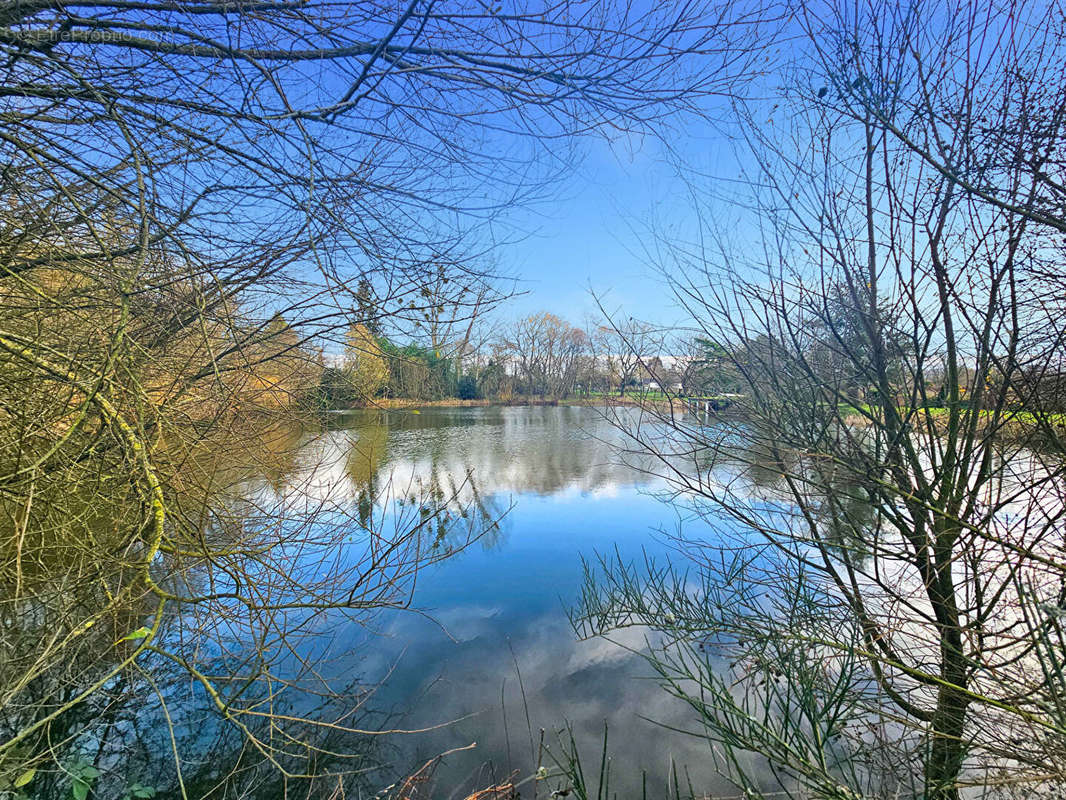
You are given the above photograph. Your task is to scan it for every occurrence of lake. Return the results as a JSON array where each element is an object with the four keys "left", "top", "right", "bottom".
[{"left": 265, "top": 404, "right": 728, "bottom": 797}]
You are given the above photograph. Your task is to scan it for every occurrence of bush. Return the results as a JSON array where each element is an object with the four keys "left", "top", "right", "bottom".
[
  {"left": 312, "top": 367, "right": 360, "bottom": 409},
  {"left": 457, "top": 375, "right": 479, "bottom": 400}
]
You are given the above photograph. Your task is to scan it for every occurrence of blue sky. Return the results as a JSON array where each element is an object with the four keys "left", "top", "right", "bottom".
[{"left": 495, "top": 125, "right": 734, "bottom": 328}]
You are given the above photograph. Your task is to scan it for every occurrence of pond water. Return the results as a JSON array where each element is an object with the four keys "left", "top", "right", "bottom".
[{"left": 276, "top": 405, "right": 727, "bottom": 796}]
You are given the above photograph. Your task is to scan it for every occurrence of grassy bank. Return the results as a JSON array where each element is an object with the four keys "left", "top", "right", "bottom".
[{"left": 837, "top": 402, "right": 1066, "bottom": 445}]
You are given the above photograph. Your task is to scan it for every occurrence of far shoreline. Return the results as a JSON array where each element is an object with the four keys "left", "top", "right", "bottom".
[{"left": 321, "top": 394, "right": 672, "bottom": 411}]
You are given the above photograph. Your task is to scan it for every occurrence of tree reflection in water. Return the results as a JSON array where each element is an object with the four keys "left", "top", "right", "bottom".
[{"left": 0, "top": 410, "right": 492, "bottom": 798}]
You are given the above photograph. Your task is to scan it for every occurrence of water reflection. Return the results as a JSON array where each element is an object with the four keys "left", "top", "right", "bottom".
[
  {"left": 317, "top": 406, "right": 661, "bottom": 501},
  {"left": 275, "top": 407, "right": 729, "bottom": 796},
  {"left": 0, "top": 415, "right": 397, "bottom": 800}
]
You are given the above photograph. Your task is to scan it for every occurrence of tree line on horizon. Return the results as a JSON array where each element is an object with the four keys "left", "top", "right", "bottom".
[{"left": 314, "top": 310, "right": 690, "bottom": 406}]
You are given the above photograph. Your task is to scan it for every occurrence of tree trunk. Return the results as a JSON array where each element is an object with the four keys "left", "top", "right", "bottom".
[
  {"left": 925, "top": 681, "right": 969, "bottom": 800},
  {"left": 925, "top": 557, "right": 970, "bottom": 800}
]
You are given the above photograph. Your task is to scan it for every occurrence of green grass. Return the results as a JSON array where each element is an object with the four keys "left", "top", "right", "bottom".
[
  {"left": 836, "top": 401, "right": 1066, "bottom": 428},
  {"left": 584, "top": 389, "right": 672, "bottom": 401}
]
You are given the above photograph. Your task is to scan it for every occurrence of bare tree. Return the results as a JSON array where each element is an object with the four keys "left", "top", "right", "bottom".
[
  {"left": 502, "top": 312, "right": 587, "bottom": 400},
  {"left": 577, "top": 3, "right": 1066, "bottom": 799},
  {"left": 591, "top": 318, "right": 662, "bottom": 396},
  {"left": 0, "top": 0, "right": 767, "bottom": 791}
]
